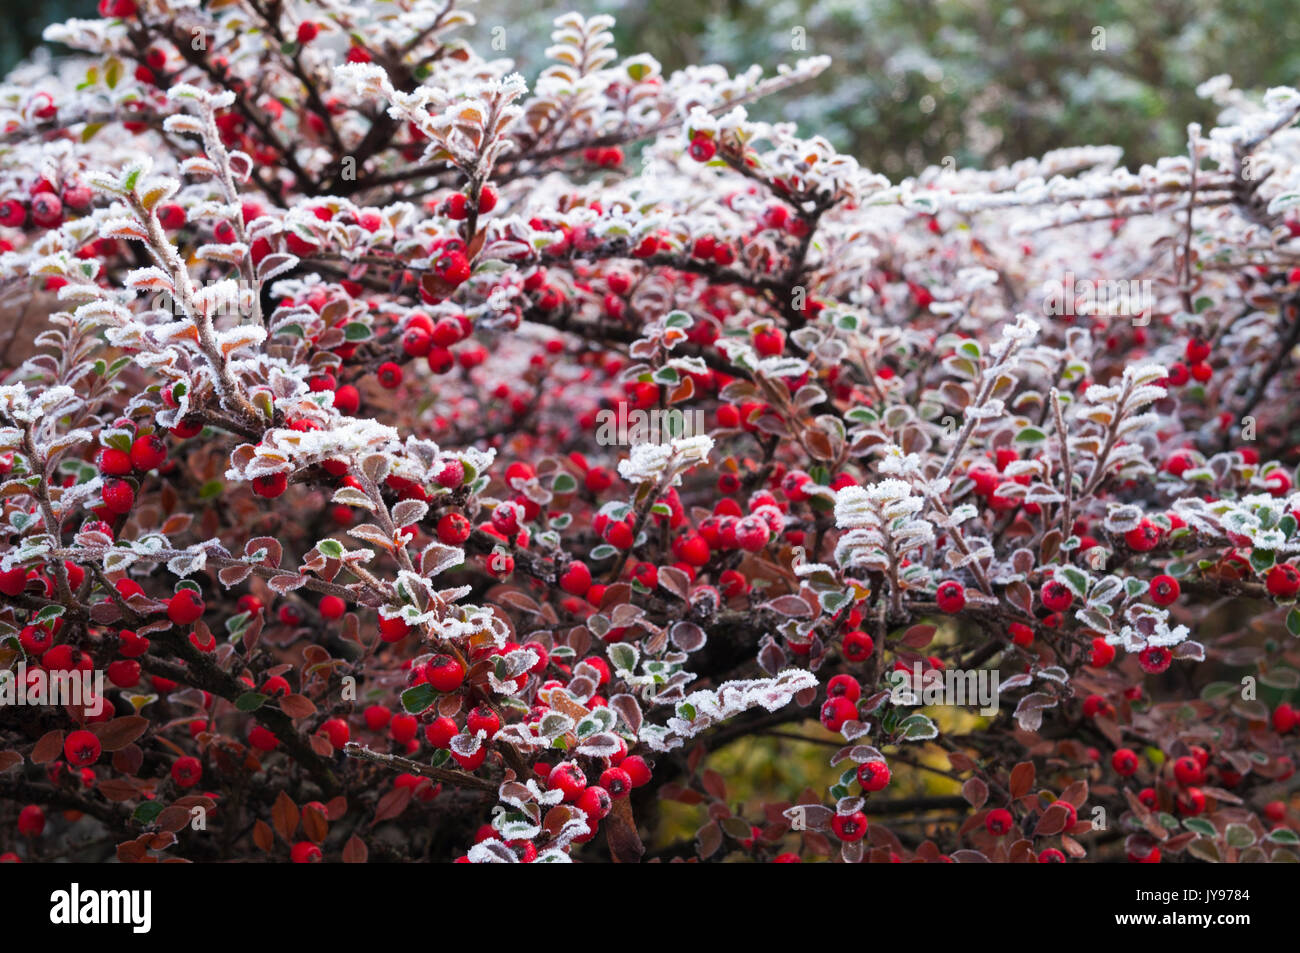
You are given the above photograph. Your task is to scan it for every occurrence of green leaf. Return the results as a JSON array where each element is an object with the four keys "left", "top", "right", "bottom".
[
  {"left": 318, "top": 539, "right": 344, "bottom": 558},
  {"left": 1015, "top": 426, "right": 1047, "bottom": 445},
  {"left": 1200, "top": 682, "right": 1237, "bottom": 701},
  {"left": 897, "top": 713, "right": 938, "bottom": 741},
  {"left": 1183, "top": 817, "right": 1216, "bottom": 837},
  {"left": 401, "top": 684, "right": 437, "bottom": 714},
  {"left": 343, "top": 322, "right": 372, "bottom": 341},
  {"left": 1267, "top": 828, "right": 1300, "bottom": 844},
  {"left": 551, "top": 473, "right": 577, "bottom": 494},
  {"left": 1225, "top": 823, "right": 1256, "bottom": 848},
  {"left": 133, "top": 801, "right": 165, "bottom": 824},
  {"left": 1057, "top": 566, "right": 1089, "bottom": 598},
  {"left": 35, "top": 604, "right": 65, "bottom": 625},
  {"left": 588, "top": 544, "right": 617, "bottom": 561},
  {"left": 1287, "top": 608, "right": 1300, "bottom": 638},
  {"left": 235, "top": 692, "right": 267, "bottom": 712}
]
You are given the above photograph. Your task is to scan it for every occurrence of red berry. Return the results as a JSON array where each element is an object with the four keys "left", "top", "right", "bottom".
[
  {"left": 102, "top": 478, "right": 134, "bottom": 514},
  {"left": 426, "top": 654, "right": 465, "bottom": 692},
  {"left": 64, "top": 729, "right": 102, "bottom": 767},
  {"left": 424, "top": 716, "right": 457, "bottom": 749},
  {"left": 856, "top": 760, "right": 891, "bottom": 792},
  {"left": 820, "top": 695, "right": 858, "bottom": 732},
  {"left": 604, "top": 519, "right": 634, "bottom": 550},
  {"left": 106, "top": 659, "right": 141, "bottom": 687},
  {"left": 935, "top": 580, "right": 966, "bottom": 613},
  {"left": 129, "top": 434, "right": 167, "bottom": 471},
  {"left": 171, "top": 756, "right": 202, "bottom": 788},
  {"left": 252, "top": 471, "right": 288, "bottom": 498},
  {"left": 1148, "top": 574, "right": 1180, "bottom": 606},
  {"left": 390, "top": 714, "right": 418, "bottom": 745},
  {"left": 364, "top": 705, "right": 392, "bottom": 732},
  {"left": 1273, "top": 703, "right": 1297, "bottom": 734},
  {"left": 296, "top": 20, "right": 319, "bottom": 43},
  {"left": 291, "top": 841, "right": 323, "bottom": 863},
  {"left": 827, "top": 674, "right": 861, "bottom": 702},
  {"left": 17, "top": 805, "right": 45, "bottom": 837},
  {"left": 549, "top": 762, "right": 587, "bottom": 802},
  {"left": 559, "top": 560, "right": 592, "bottom": 596},
  {"left": 576, "top": 785, "right": 612, "bottom": 820},
  {"left": 985, "top": 808, "right": 1013, "bottom": 835},
  {"left": 621, "top": 755, "right": 652, "bottom": 787},
  {"left": 1173, "top": 755, "right": 1204, "bottom": 786},
  {"left": 753, "top": 328, "right": 784, "bottom": 356},
  {"left": 167, "top": 589, "right": 204, "bottom": 625},
  {"left": 31, "top": 192, "right": 62, "bottom": 228},
  {"left": 831, "top": 811, "right": 867, "bottom": 841},
  {"left": 688, "top": 135, "right": 717, "bottom": 162},
  {"left": 320, "top": 718, "right": 350, "bottom": 749},
  {"left": 466, "top": 704, "right": 500, "bottom": 738},
  {"left": 378, "top": 615, "right": 410, "bottom": 643},
  {"left": 1266, "top": 563, "right": 1300, "bottom": 599},
  {"left": 1138, "top": 645, "right": 1172, "bottom": 674},
  {"left": 0, "top": 199, "right": 27, "bottom": 228},
  {"left": 1041, "top": 579, "right": 1073, "bottom": 612},
  {"left": 1111, "top": 748, "right": 1139, "bottom": 776},
  {"left": 319, "top": 595, "right": 346, "bottom": 620},
  {"left": 437, "top": 512, "right": 471, "bottom": 545},
  {"left": 1008, "top": 622, "right": 1034, "bottom": 646},
  {"left": 97, "top": 447, "right": 132, "bottom": 476},
  {"left": 1124, "top": 519, "right": 1162, "bottom": 552},
  {"left": 842, "top": 630, "right": 874, "bottom": 663},
  {"left": 733, "top": 515, "right": 771, "bottom": 552},
  {"left": 1090, "top": 637, "right": 1116, "bottom": 668},
  {"left": 249, "top": 725, "right": 279, "bottom": 751}
]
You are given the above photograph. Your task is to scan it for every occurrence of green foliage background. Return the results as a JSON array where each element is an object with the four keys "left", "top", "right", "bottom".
[{"left": 467, "top": 0, "right": 1300, "bottom": 175}]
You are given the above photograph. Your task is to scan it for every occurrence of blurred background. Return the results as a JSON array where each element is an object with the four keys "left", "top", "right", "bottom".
[{"left": 7, "top": 0, "right": 1297, "bottom": 174}]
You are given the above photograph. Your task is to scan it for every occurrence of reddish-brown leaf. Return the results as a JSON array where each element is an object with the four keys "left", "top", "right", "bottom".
[
  {"left": 1033, "top": 802, "right": 1071, "bottom": 837},
  {"left": 156, "top": 806, "right": 192, "bottom": 834},
  {"left": 97, "top": 778, "right": 141, "bottom": 802},
  {"left": 0, "top": 750, "right": 22, "bottom": 773},
  {"left": 112, "top": 743, "right": 144, "bottom": 776},
  {"left": 279, "top": 694, "right": 317, "bottom": 719},
  {"left": 253, "top": 819, "right": 274, "bottom": 852},
  {"left": 697, "top": 821, "right": 723, "bottom": 858},
  {"left": 342, "top": 834, "right": 368, "bottom": 863},
  {"left": 271, "top": 790, "right": 299, "bottom": 842},
  {"left": 1060, "top": 779, "right": 1089, "bottom": 807},
  {"left": 92, "top": 715, "right": 149, "bottom": 751},
  {"left": 370, "top": 785, "right": 412, "bottom": 825},
  {"left": 701, "top": 769, "right": 727, "bottom": 801},
  {"left": 31, "top": 730, "right": 64, "bottom": 765},
  {"left": 1009, "top": 761, "right": 1035, "bottom": 799},
  {"left": 302, "top": 804, "right": 328, "bottom": 843},
  {"left": 962, "top": 777, "right": 988, "bottom": 810},
  {"left": 324, "top": 795, "right": 348, "bottom": 820},
  {"left": 606, "top": 796, "right": 644, "bottom": 863}
]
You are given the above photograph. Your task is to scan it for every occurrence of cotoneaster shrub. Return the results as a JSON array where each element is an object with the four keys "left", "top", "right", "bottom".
[{"left": 0, "top": 0, "right": 1299, "bottom": 864}]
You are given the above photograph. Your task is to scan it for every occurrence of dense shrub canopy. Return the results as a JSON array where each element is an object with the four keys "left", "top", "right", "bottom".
[{"left": 0, "top": 0, "right": 1299, "bottom": 864}]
